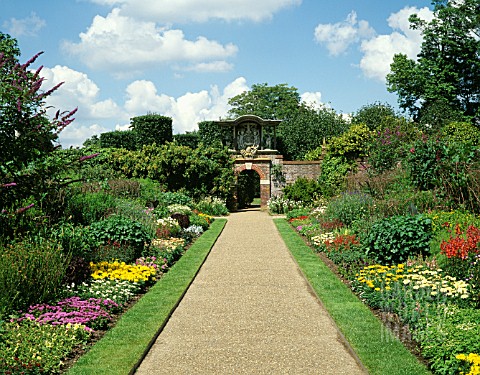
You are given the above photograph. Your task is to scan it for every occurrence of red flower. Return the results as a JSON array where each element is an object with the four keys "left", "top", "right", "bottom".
[{"left": 440, "top": 225, "right": 480, "bottom": 259}]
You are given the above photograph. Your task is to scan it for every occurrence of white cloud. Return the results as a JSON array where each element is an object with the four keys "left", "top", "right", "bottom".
[
  {"left": 124, "top": 77, "right": 249, "bottom": 133},
  {"left": 89, "top": 0, "right": 302, "bottom": 23},
  {"left": 300, "top": 91, "right": 324, "bottom": 110},
  {"left": 182, "top": 61, "right": 234, "bottom": 73},
  {"left": 62, "top": 9, "right": 238, "bottom": 75},
  {"left": 59, "top": 123, "right": 110, "bottom": 148},
  {"left": 3, "top": 12, "right": 46, "bottom": 37},
  {"left": 41, "top": 65, "right": 124, "bottom": 121},
  {"left": 314, "top": 11, "right": 375, "bottom": 56},
  {"left": 41, "top": 68, "right": 249, "bottom": 146},
  {"left": 359, "top": 6, "right": 434, "bottom": 81}
]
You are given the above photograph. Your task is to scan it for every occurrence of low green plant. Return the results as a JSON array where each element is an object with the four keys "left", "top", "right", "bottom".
[
  {"left": 286, "top": 208, "right": 311, "bottom": 220},
  {"left": 282, "top": 177, "right": 321, "bottom": 205},
  {"left": 189, "top": 212, "right": 211, "bottom": 231},
  {"left": 324, "top": 191, "right": 373, "bottom": 227},
  {"left": 0, "top": 240, "right": 70, "bottom": 317},
  {"left": 66, "top": 191, "right": 117, "bottom": 225},
  {"left": 365, "top": 214, "right": 432, "bottom": 264},
  {"left": 326, "top": 123, "right": 373, "bottom": 160},
  {"left": 267, "top": 196, "right": 304, "bottom": 214},
  {"left": 47, "top": 222, "right": 97, "bottom": 260},
  {"left": 158, "top": 191, "right": 193, "bottom": 206},
  {"left": 0, "top": 319, "right": 91, "bottom": 374},
  {"left": 194, "top": 197, "right": 229, "bottom": 216},
  {"left": 88, "top": 215, "right": 152, "bottom": 259},
  {"left": 414, "top": 305, "right": 480, "bottom": 375}
]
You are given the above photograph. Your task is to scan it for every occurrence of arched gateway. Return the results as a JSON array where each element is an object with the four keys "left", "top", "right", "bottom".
[{"left": 213, "top": 115, "right": 283, "bottom": 209}]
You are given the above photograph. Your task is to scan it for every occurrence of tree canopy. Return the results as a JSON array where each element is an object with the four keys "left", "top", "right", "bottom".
[
  {"left": 227, "top": 83, "right": 300, "bottom": 120},
  {"left": 386, "top": 0, "right": 480, "bottom": 128}
]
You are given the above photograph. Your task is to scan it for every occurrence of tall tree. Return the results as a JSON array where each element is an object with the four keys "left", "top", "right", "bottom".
[
  {"left": 387, "top": 0, "right": 480, "bottom": 128},
  {"left": 279, "top": 103, "right": 348, "bottom": 160},
  {"left": 227, "top": 83, "right": 300, "bottom": 120},
  {"left": 351, "top": 102, "right": 399, "bottom": 131}
]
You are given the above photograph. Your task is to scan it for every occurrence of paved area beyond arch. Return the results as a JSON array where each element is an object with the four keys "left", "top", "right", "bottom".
[{"left": 136, "top": 209, "right": 367, "bottom": 374}]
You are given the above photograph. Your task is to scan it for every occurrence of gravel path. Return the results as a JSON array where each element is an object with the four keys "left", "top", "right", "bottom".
[{"left": 135, "top": 209, "right": 367, "bottom": 374}]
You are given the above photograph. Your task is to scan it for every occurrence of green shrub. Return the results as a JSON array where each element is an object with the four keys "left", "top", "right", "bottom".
[
  {"left": 0, "top": 240, "right": 70, "bottom": 316},
  {"left": 318, "top": 154, "right": 354, "bottom": 197},
  {"left": 194, "top": 197, "right": 229, "bottom": 216},
  {"left": 100, "top": 130, "right": 138, "bottom": 150},
  {"left": 189, "top": 213, "right": 210, "bottom": 231},
  {"left": 105, "top": 178, "right": 141, "bottom": 198},
  {"left": 88, "top": 215, "right": 152, "bottom": 259},
  {"left": 367, "top": 126, "right": 410, "bottom": 173},
  {"left": 326, "top": 123, "right": 373, "bottom": 160},
  {"left": 365, "top": 214, "right": 432, "bottom": 264},
  {"left": 66, "top": 191, "right": 117, "bottom": 225},
  {"left": 283, "top": 178, "right": 321, "bottom": 205},
  {"left": 440, "top": 121, "right": 480, "bottom": 146},
  {"left": 158, "top": 191, "right": 193, "bottom": 206},
  {"left": 405, "top": 137, "right": 441, "bottom": 191},
  {"left": 47, "top": 222, "right": 97, "bottom": 260},
  {"left": 130, "top": 114, "right": 173, "bottom": 148},
  {"left": 286, "top": 208, "right": 311, "bottom": 220},
  {"left": 324, "top": 191, "right": 373, "bottom": 227}
]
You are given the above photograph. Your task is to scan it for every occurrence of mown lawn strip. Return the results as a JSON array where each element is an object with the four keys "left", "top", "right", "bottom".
[
  {"left": 274, "top": 218, "right": 431, "bottom": 375},
  {"left": 67, "top": 219, "right": 227, "bottom": 375}
]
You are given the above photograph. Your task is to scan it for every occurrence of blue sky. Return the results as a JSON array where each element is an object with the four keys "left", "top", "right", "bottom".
[{"left": 1, "top": 0, "right": 434, "bottom": 147}]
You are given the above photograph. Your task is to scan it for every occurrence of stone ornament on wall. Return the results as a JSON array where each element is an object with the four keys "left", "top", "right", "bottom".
[
  {"left": 240, "top": 145, "right": 258, "bottom": 159},
  {"left": 236, "top": 122, "right": 260, "bottom": 150}
]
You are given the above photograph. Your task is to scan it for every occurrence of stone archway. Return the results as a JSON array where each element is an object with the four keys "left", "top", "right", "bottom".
[{"left": 234, "top": 160, "right": 271, "bottom": 209}]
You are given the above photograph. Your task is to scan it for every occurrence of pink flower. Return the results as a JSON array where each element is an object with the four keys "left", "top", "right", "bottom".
[{"left": 409, "top": 147, "right": 415, "bottom": 153}]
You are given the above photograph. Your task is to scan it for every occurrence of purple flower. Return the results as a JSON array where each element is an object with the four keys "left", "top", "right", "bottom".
[
  {"left": 16, "top": 203, "right": 34, "bottom": 214},
  {"left": 79, "top": 153, "right": 100, "bottom": 162}
]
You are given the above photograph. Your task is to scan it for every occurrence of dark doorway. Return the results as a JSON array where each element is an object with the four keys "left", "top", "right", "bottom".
[{"left": 237, "top": 170, "right": 260, "bottom": 208}]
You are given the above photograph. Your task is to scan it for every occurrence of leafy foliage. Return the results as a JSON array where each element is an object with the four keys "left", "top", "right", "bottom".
[
  {"left": 324, "top": 191, "right": 373, "bottom": 227},
  {"left": 279, "top": 104, "right": 348, "bottom": 160},
  {"left": 0, "top": 240, "right": 70, "bottom": 316},
  {"left": 387, "top": 0, "right": 480, "bottom": 125},
  {"left": 317, "top": 154, "right": 355, "bottom": 197},
  {"left": 99, "top": 130, "right": 137, "bottom": 150},
  {"left": 283, "top": 177, "right": 321, "bottom": 206},
  {"left": 108, "top": 143, "right": 235, "bottom": 200},
  {"left": 0, "top": 32, "right": 79, "bottom": 238},
  {"left": 327, "top": 123, "right": 373, "bottom": 160},
  {"left": 130, "top": 113, "right": 173, "bottom": 147},
  {"left": 227, "top": 83, "right": 300, "bottom": 120},
  {"left": 367, "top": 121, "right": 420, "bottom": 174},
  {"left": 440, "top": 121, "right": 480, "bottom": 146},
  {"left": 88, "top": 215, "right": 153, "bottom": 258},
  {"left": 173, "top": 131, "right": 200, "bottom": 149},
  {"left": 365, "top": 214, "right": 432, "bottom": 264},
  {"left": 351, "top": 101, "right": 398, "bottom": 131}
]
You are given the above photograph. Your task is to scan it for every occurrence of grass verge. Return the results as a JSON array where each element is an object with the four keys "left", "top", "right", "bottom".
[
  {"left": 274, "top": 218, "right": 431, "bottom": 375},
  {"left": 67, "top": 219, "right": 227, "bottom": 375}
]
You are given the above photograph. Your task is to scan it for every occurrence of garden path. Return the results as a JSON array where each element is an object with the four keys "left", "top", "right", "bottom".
[{"left": 135, "top": 208, "right": 367, "bottom": 374}]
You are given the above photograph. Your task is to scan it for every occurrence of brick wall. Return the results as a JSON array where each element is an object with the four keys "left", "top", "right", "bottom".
[{"left": 282, "top": 160, "right": 322, "bottom": 185}]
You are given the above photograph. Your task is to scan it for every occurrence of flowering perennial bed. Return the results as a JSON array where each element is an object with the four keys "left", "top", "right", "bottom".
[
  {"left": 0, "top": 211, "right": 215, "bottom": 374},
  {"left": 287, "top": 210, "right": 480, "bottom": 375}
]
